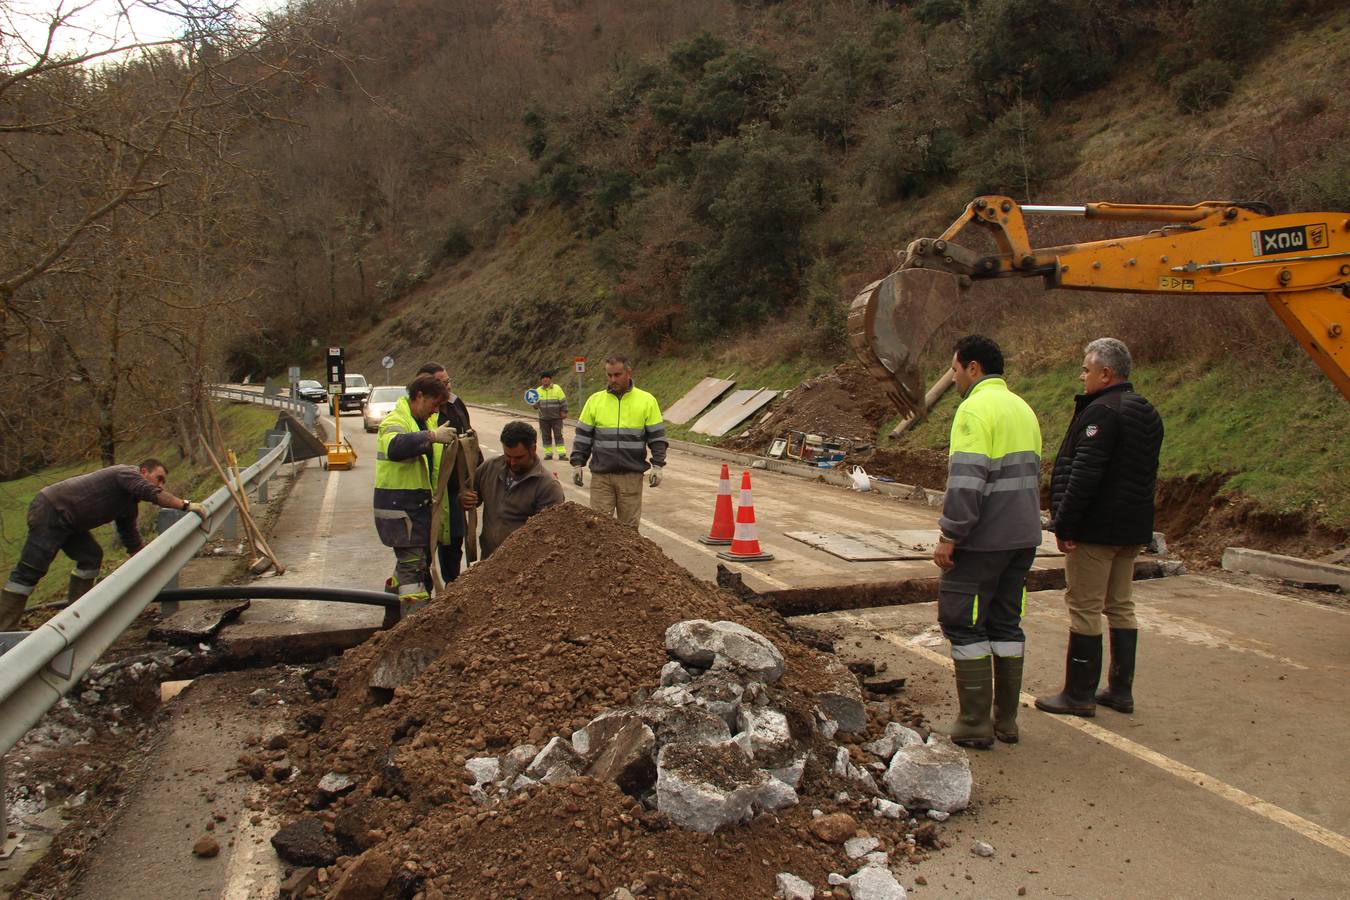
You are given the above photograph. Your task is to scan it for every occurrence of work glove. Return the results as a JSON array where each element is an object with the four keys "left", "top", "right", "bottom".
[
  {"left": 572, "top": 466, "right": 585, "bottom": 487},
  {"left": 648, "top": 466, "right": 664, "bottom": 488},
  {"left": 186, "top": 502, "right": 207, "bottom": 518},
  {"left": 431, "top": 423, "right": 459, "bottom": 444}
]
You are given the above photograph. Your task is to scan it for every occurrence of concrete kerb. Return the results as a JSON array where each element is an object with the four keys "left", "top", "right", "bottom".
[{"left": 461, "top": 401, "right": 943, "bottom": 509}]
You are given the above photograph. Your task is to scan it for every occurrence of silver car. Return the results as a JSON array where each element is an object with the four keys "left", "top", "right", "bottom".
[{"left": 362, "top": 384, "right": 406, "bottom": 432}]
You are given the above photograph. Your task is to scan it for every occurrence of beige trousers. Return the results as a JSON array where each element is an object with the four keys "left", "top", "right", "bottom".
[
  {"left": 1064, "top": 542, "right": 1142, "bottom": 635},
  {"left": 590, "top": 471, "right": 645, "bottom": 527}
]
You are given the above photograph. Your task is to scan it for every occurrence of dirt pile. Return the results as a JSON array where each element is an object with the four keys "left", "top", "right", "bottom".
[
  {"left": 844, "top": 447, "right": 951, "bottom": 492},
  {"left": 261, "top": 502, "right": 946, "bottom": 897},
  {"left": 727, "top": 364, "right": 893, "bottom": 453}
]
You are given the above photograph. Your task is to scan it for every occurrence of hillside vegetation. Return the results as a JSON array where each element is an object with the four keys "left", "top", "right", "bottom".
[{"left": 2, "top": 0, "right": 1347, "bottom": 531}]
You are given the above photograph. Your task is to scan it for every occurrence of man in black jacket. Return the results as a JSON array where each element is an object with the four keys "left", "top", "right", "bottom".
[{"left": 1036, "top": 338, "right": 1163, "bottom": 718}]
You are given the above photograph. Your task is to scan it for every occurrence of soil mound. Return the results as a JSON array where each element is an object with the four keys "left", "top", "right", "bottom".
[
  {"left": 265, "top": 502, "right": 940, "bottom": 897},
  {"left": 844, "top": 447, "right": 951, "bottom": 492},
  {"left": 727, "top": 364, "right": 892, "bottom": 453}
]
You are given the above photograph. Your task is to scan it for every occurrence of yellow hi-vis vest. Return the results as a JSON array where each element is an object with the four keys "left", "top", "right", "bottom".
[
  {"left": 938, "top": 377, "right": 1043, "bottom": 551},
  {"left": 374, "top": 395, "right": 434, "bottom": 547}
]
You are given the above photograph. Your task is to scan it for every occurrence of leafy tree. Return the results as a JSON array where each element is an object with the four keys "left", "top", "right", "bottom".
[
  {"left": 969, "top": 0, "right": 1124, "bottom": 105},
  {"left": 1188, "top": 0, "right": 1280, "bottom": 61},
  {"left": 1171, "top": 60, "right": 1236, "bottom": 114},
  {"left": 668, "top": 31, "right": 726, "bottom": 80}
]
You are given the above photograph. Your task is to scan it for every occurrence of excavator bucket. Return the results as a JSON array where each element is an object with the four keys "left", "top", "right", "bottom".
[{"left": 847, "top": 267, "right": 965, "bottom": 422}]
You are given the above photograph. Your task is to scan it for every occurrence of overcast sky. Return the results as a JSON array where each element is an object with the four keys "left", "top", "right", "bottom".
[{"left": 4, "top": 0, "right": 279, "bottom": 64}]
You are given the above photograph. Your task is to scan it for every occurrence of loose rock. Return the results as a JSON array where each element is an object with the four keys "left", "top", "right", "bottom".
[
  {"left": 847, "top": 864, "right": 907, "bottom": 900},
  {"left": 883, "top": 738, "right": 972, "bottom": 813},
  {"left": 971, "top": 840, "right": 995, "bottom": 857},
  {"left": 809, "top": 812, "right": 858, "bottom": 844},
  {"left": 192, "top": 836, "right": 219, "bottom": 858},
  {"left": 775, "top": 872, "right": 815, "bottom": 899},
  {"left": 665, "top": 620, "right": 785, "bottom": 683},
  {"left": 270, "top": 818, "right": 339, "bottom": 867}
]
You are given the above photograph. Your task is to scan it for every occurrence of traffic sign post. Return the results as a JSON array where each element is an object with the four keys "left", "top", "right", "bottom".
[
  {"left": 381, "top": 355, "right": 394, "bottom": 384},
  {"left": 524, "top": 388, "right": 540, "bottom": 407},
  {"left": 574, "top": 356, "right": 586, "bottom": 406}
]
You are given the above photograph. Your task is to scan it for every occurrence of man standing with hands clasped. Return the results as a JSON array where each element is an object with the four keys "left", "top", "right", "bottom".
[
  {"left": 1036, "top": 338, "right": 1163, "bottom": 717},
  {"left": 569, "top": 355, "right": 667, "bottom": 528},
  {"left": 934, "top": 335, "right": 1043, "bottom": 749}
]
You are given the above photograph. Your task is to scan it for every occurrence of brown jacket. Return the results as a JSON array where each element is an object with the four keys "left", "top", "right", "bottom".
[{"left": 472, "top": 455, "right": 565, "bottom": 558}]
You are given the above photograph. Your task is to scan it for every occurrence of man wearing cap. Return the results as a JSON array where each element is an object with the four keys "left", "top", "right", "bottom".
[{"left": 531, "top": 370, "right": 569, "bottom": 460}]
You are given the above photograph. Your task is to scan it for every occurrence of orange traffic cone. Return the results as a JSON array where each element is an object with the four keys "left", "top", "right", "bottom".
[
  {"left": 717, "top": 471, "right": 774, "bottom": 562},
  {"left": 699, "top": 463, "right": 735, "bottom": 546}
]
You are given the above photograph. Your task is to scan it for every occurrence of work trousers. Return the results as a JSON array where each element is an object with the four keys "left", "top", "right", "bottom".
[
  {"left": 937, "top": 547, "right": 1036, "bottom": 659},
  {"left": 539, "top": 419, "right": 566, "bottom": 456},
  {"left": 389, "top": 546, "right": 431, "bottom": 613},
  {"left": 1064, "top": 542, "right": 1141, "bottom": 635},
  {"left": 590, "top": 471, "right": 644, "bottom": 528},
  {"left": 5, "top": 495, "right": 103, "bottom": 596}
]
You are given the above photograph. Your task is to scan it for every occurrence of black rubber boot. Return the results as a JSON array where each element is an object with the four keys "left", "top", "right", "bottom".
[
  {"left": 947, "top": 656, "right": 994, "bottom": 749},
  {"left": 992, "top": 655, "right": 1024, "bottom": 743},
  {"left": 1096, "top": 628, "right": 1137, "bottom": 713},
  {"left": 0, "top": 588, "right": 28, "bottom": 631},
  {"left": 1034, "top": 632, "right": 1102, "bottom": 717},
  {"left": 68, "top": 575, "right": 96, "bottom": 603}
]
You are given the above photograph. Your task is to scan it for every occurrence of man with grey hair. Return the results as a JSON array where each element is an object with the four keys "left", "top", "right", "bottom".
[{"left": 1037, "top": 338, "right": 1163, "bottom": 718}]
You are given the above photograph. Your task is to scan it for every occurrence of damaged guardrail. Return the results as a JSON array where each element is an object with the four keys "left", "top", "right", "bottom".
[{"left": 0, "top": 431, "right": 292, "bottom": 756}]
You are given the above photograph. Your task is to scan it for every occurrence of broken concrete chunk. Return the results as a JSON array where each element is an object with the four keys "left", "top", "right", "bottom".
[
  {"left": 926, "top": 809, "right": 950, "bottom": 822},
  {"left": 585, "top": 719, "right": 657, "bottom": 797},
  {"left": 883, "top": 737, "right": 972, "bottom": 813},
  {"left": 499, "top": 743, "right": 539, "bottom": 783},
  {"left": 845, "top": 836, "right": 880, "bottom": 859},
  {"left": 367, "top": 645, "right": 439, "bottom": 692},
  {"left": 524, "top": 736, "right": 580, "bottom": 780},
  {"left": 833, "top": 746, "right": 880, "bottom": 795},
  {"left": 871, "top": 797, "right": 905, "bottom": 819},
  {"left": 863, "top": 722, "right": 924, "bottom": 761},
  {"left": 631, "top": 703, "right": 733, "bottom": 748},
  {"left": 768, "top": 754, "right": 808, "bottom": 789},
  {"left": 758, "top": 776, "right": 799, "bottom": 812},
  {"left": 271, "top": 817, "right": 339, "bottom": 867},
  {"left": 971, "top": 840, "right": 995, "bottom": 857},
  {"left": 735, "top": 705, "right": 793, "bottom": 760},
  {"left": 865, "top": 851, "right": 890, "bottom": 867},
  {"left": 814, "top": 710, "right": 839, "bottom": 740},
  {"left": 827, "top": 873, "right": 848, "bottom": 886},
  {"left": 655, "top": 741, "right": 779, "bottom": 833},
  {"left": 815, "top": 658, "right": 867, "bottom": 733},
  {"left": 316, "top": 772, "right": 357, "bottom": 800},
  {"left": 847, "top": 864, "right": 907, "bottom": 900},
  {"left": 665, "top": 620, "right": 785, "bottom": 684},
  {"left": 465, "top": 757, "right": 500, "bottom": 786},
  {"left": 775, "top": 872, "right": 815, "bottom": 899},
  {"left": 660, "top": 661, "right": 693, "bottom": 686}
]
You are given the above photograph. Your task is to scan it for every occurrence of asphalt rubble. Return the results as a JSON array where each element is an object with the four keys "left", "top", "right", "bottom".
[{"left": 252, "top": 502, "right": 976, "bottom": 899}]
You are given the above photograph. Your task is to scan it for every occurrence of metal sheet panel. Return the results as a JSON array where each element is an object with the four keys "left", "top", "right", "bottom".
[
  {"left": 690, "top": 388, "right": 778, "bottom": 437},
  {"left": 787, "top": 530, "right": 1064, "bottom": 562},
  {"left": 663, "top": 377, "right": 736, "bottom": 424}
]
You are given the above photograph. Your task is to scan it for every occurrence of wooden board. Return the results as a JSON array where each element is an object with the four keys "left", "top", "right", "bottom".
[
  {"left": 785, "top": 529, "right": 1064, "bottom": 562},
  {"left": 690, "top": 388, "right": 778, "bottom": 437},
  {"left": 663, "top": 377, "right": 735, "bottom": 425}
]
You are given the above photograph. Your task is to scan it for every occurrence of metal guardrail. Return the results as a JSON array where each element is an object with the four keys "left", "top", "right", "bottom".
[
  {"left": 0, "top": 431, "right": 292, "bottom": 755},
  {"left": 210, "top": 385, "right": 319, "bottom": 428}
]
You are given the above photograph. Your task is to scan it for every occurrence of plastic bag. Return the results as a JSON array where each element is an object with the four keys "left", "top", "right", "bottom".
[{"left": 849, "top": 465, "right": 872, "bottom": 492}]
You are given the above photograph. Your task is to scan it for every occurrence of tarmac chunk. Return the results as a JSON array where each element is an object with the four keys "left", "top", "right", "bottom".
[{"left": 271, "top": 817, "right": 339, "bottom": 867}]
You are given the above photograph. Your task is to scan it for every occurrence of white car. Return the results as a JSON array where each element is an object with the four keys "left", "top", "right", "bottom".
[{"left": 362, "top": 384, "right": 406, "bottom": 432}]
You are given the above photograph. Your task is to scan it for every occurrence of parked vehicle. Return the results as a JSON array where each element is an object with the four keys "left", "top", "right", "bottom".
[
  {"left": 362, "top": 384, "right": 405, "bottom": 432},
  {"left": 334, "top": 373, "right": 370, "bottom": 414}
]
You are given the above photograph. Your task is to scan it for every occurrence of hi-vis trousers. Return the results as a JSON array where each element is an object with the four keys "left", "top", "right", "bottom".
[{"left": 938, "top": 547, "right": 1036, "bottom": 659}]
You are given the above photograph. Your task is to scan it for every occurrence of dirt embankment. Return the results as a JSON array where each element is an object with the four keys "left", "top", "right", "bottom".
[
  {"left": 258, "top": 502, "right": 940, "bottom": 898},
  {"left": 727, "top": 364, "right": 892, "bottom": 453}
]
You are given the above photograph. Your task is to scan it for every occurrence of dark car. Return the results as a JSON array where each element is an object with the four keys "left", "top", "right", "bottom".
[
  {"left": 294, "top": 379, "right": 328, "bottom": 405},
  {"left": 335, "top": 373, "right": 371, "bottom": 414}
]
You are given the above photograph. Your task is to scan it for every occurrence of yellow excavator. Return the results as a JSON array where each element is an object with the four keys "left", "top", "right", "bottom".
[{"left": 849, "top": 196, "right": 1350, "bottom": 420}]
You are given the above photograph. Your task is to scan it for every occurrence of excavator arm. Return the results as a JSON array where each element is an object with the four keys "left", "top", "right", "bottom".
[{"left": 850, "top": 196, "right": 1350, "bottom": 420}]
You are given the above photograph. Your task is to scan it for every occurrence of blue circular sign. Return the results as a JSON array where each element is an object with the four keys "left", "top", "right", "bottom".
[{"left": 524, "top": 388, "right": 540, "bottom": 405}]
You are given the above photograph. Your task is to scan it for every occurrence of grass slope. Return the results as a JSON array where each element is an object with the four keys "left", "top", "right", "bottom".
[{"left": 0, "top": 403, "right": 278, "bottom": 610}]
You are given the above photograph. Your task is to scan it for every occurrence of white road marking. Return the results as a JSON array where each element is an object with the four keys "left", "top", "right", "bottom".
[
  {"left": 311, "top": 462, "right": 342, "bottom": 581},
  {"left": 220, "top": 790, "right": 281, "bottom": 900},
  {"left": 837, "top": 611, "right": 1350, "bottom": 860}
]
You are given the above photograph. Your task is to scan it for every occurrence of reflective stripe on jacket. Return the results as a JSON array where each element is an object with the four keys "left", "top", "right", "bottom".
[
  {"left": 568, "top": 385, "right": 667, "bottom": 474},
  {"left": 939, "top": 376, "right": 1043, "bottom": 551},
  {"left": 374, "top": 395, "right": 435, "bottom": 548},
  {"left": 535, "top": 384, "right": 568, "bottom": 420}
]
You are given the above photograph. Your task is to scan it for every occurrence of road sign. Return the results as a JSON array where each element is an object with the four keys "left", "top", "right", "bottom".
[
  {"left": 574, "top": 356, "right": 586, "bottom": 374},
  {"left": 288, "top": 365, "right": 301, "bottom": 381},
  {"left": 524, "top": 388, "right": 540, "bottom": 406},
  {"left": 381, "top": 356, "right": 394, "bottom": 369},
  {"left": 326, "top": 347, "right": 345, "bottom": 386}
]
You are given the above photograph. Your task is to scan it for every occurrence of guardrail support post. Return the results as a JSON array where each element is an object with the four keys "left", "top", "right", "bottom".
[
  {"left": 155, "top": 509, "right": 185, "bottom": 617},
  {"left": 256, "top": 432, "right": 283, "bottom": 503}
]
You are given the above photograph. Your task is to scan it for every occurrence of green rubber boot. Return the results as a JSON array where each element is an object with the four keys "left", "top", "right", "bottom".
[
  {"left": 992, "top": 655, "right": 1024, "bottom": 744},
  {"left": 0, "top": 588, "right": 29, "bottom": 631},
  {"left": 68, "top": 575, "right": 96, "bottom": 603},
  {"left": 948, "top": 656, "right": 994, "bottom": 749}
]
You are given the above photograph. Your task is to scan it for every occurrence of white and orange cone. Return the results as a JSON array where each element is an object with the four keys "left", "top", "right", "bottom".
[
  {"left": 699, "top": 463, "right": 735, "bottom": 546},
  {"left": 716, "top": 471, "right": 774, "bottom": 562}
]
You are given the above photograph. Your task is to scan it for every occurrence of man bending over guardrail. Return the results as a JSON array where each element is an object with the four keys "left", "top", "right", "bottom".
[{"left": 2, "top": 460, "right": 205, "bottom": 629}]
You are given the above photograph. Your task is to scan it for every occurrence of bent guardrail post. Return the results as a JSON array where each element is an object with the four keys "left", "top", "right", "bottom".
[{"left": 0, "top": 432, "right": 290, "bottom": 756}]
